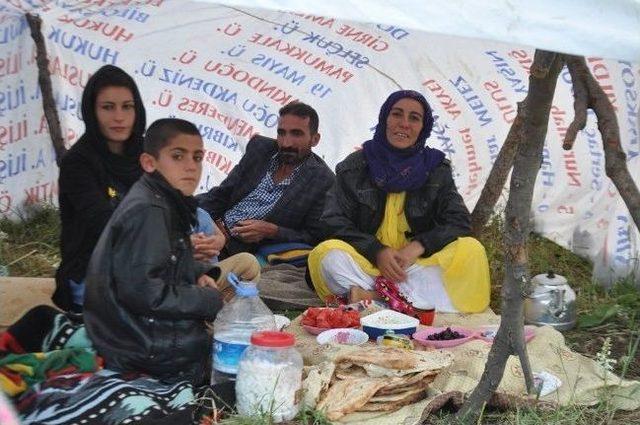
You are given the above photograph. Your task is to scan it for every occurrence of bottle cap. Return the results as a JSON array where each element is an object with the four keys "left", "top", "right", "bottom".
[
  {"left": 228, "top": 272, "right": 258, "bottom": 297},
  {"left": 251, "top": 331, "right": 295, "bottom": 347}
]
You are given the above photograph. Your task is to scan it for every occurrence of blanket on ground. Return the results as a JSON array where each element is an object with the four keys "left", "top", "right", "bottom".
[
  {"left": 289, "top": 305, "right": 640, "bottom": 424},
  {"left": 0, "top": 306, "right": 229, "bottom": 425}
]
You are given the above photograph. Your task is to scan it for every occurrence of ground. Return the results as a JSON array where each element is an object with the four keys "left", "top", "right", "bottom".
[{"left": 1, "top": 205, "right": 638, "bottom": 424}]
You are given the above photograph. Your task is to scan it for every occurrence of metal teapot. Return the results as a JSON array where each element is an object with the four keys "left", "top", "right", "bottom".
[{"left": 524, "top": 270, "right": 576, "bottom": 331}]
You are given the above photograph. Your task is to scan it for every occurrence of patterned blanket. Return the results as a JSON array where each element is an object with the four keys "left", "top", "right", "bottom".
[{"left": 0, "top": 306, "right": 232, "bottom": 425}]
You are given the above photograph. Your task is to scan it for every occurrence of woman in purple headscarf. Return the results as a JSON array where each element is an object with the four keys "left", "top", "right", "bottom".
[{"left": 307, "top": 90, "right": 490, "bottom": 313}]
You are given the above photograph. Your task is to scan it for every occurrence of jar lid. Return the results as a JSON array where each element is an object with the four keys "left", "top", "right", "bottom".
[{"left": 251, "top": 331, "right": 295, "bottom": 347}]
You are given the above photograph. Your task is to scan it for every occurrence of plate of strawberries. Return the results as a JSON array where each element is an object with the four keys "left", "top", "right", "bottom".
[{"left": 300, "top": 307, "right": 361, "bottom": 335}]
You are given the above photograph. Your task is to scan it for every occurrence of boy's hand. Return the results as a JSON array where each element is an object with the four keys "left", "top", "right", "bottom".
[
  {"left": 191, "top": 232, "right": 225, "bottom": 260},
  {"left": 231, "top": 220, "right": 278, "bottom": 243},
  {"left": 197, "top": 274, "right": 219, "bottom": 290}
]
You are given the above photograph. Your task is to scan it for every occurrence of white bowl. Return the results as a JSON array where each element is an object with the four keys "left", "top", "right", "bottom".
[
  {"left": 316, "top": 328, "right": 369, "bottom": 346},
  {"left": 360, "top": 309, "right": 419, "bottom": 339}
]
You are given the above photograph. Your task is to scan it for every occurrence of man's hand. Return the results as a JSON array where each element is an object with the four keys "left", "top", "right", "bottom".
[
  {"left": 197, "top": 274, "right": 219, "bottom": 290},
  {"left": 397, "top": 241, "right": 425, "bottom": 269},
  {"left": 191, "top": 232, "right": 225, "bottom": 261},
  {"left": 231, "top": 219, "right": 278, "bottom": 243},
  {"left": 376, "top": 247, "right": 407, "bottom": 283}
]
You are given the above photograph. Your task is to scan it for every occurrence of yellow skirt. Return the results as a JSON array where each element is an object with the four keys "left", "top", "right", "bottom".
[{"left": 308, "top": 237, "right": 490, "bottom": 313}]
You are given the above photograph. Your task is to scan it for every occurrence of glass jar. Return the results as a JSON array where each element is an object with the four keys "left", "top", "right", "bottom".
[{"left": 235, "top": 331, "right": 303, "bottom": 423}]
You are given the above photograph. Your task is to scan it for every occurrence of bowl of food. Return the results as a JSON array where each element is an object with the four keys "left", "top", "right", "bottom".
[
  {"left": 317, "top": 328, "right": 369, "bottom": 346},
  {"left": 300, "top": 307, "right": 360, "bottom": 335},
  {"left": 412, "top": 327, "right": 476, "bottom": 348},
  {"left": 360, "top": 309, "right": 419, "bottom": 339}
]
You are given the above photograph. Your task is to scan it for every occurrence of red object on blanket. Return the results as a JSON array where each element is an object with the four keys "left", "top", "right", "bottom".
[
  {"left": 374, "top": 276, "right": 415, "bottom": 316},
  {"left": 0, "top": 332, "right": 25, "bottom": 354},
  {"left": 301, "top": 307, "right": 360, "bottom": 328}
]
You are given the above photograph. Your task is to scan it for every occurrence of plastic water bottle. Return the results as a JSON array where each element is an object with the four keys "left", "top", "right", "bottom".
[{"left": 211, "top": 273, "right": 276, "bottom": 384}]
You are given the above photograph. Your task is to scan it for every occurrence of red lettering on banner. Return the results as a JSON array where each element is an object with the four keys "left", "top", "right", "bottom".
[
  {"left": 48, "top": 55, "right": 91, "bottom": 88},
  {"left": 24, "top": 181, "right": 58, "bottom": 205},
  {"left": 563, "top": 151, "right": 582, "bottom": 187},
  {"left": 483, "top": 80, "right": 516, "bottom": 123},
  {"left": 586, "top": 58, "right": 619, "bottom": 112},
  {"left": 58, "top": 14, "right": 134, "bottom": 42},
  {"left": 508, "top": 49, "right": 532, "bottom": 74},
  {"left": 550, "top": 105, "right": 568, "bottom": 140},
  {"left": 204, "top": 150, "right": 235, "bottom": 175},
  {"left": 422, "top": 79, "right": 462, "bottom": 119},
  {"left": 459, "top": 128, "right": 482, "bottom": 195},
  {"left": 334, "top": 24, "right": 389, "bottom": 52},
  {"left": 178, "top": 96, "right": 256, "bottom": 139}
]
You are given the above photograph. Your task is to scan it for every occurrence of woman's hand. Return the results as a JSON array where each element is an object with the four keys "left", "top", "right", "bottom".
[
  {"left": 397, "top": 241, "right": 425, "bottom": 268},
  {"left": 191, "top": 232, "right": 225, "bottom": 261},
  {"left": 376, "top": 247, "right": 407, "bottom": 283}
]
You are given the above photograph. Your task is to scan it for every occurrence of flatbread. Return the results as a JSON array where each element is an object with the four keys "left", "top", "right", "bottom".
[
  {"left": 358, "top": 387, "right": 427, "bottom": 412},
  {"left": 302, "top": 362, "right": 335, "bottom": 408},
  {"left": 335, "top": 347, "right": 421, "bottom": 370},
  {"left": 316, "top": 376, "right": 390, "bottom": 421},
  {"left": 334, "top": 365, "right": 368, "bottom": 380},
  {"left": 363, "top": 350, "right": 453, "bottom": 377},
  {"left": 376, "top": 370, "right": 436, "bottom": 395}
]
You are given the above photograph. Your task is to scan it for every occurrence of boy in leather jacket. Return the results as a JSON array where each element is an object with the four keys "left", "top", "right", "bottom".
[{"left": 84, "top": 118, "right": 254, "bottom": 384}]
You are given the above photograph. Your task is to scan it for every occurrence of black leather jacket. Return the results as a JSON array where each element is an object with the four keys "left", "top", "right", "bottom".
[
  {"left": 322, "top": 151, "right": 471, "bottom": 263},
  {"left": 84, "top": 174, "right": 223, "bottom": 384}
]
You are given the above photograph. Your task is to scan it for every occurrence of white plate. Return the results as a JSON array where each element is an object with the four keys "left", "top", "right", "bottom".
[
  {"left": 273, "top": 314, "right": 291, "bottom": 331},
  {"left": 317, "top": 328, "right": 369, "bottom": 346}
]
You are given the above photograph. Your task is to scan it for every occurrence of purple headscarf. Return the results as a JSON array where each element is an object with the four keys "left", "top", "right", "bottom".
[{"left": 362, "top": 90, "right": 444, "bottom": 193}]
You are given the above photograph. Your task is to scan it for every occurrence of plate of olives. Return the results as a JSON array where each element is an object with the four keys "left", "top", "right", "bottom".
[{"left": 412, "top": 326, "right": 477, "bottom": 348}]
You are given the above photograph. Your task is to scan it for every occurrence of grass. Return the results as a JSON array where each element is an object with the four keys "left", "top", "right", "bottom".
[{"left": 2, "top": 205, "right": 639, "bottom": 424}]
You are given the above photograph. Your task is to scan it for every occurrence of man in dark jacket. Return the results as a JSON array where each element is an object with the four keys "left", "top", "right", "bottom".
[
  {"left": 198, "top": 102, "right": 335, "bottom": 257},
  {"left": 84, "top": 118, "right": 227, "bottom": 384}
]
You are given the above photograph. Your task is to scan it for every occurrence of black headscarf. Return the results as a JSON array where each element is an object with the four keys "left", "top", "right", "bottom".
[{"left": 74, "top": 65, "right": 146, "bottom": 187}]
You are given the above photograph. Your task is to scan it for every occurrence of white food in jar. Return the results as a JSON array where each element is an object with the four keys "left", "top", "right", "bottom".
[{"left": 236, "top": 358, "right": 301, "bottom": 422}]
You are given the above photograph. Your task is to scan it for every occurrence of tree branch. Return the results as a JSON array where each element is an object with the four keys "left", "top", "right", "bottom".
[
  {"left": 471, "top": 101, "right": 525, "bottom": 236},
  {"left": 26, "top": 13, "right": 67, "bottom": 165},
  {"left": 457, "top": 50, "right": 565, "bottom": 422},
  {"left": 565, "top": 56, "right": 640, "bottom": 234}
]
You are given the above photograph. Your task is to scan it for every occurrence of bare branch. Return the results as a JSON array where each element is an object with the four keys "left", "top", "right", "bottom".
[
  {"left": 26, "top": 13, "right": 67, "bottom": 165},
  {"left": 531, "top": 50, "right": 557, "bottom": 78},
  {"left": 564, "top": 57, "right": 589, "bottom": 150},
  {"left": 471, "top": 101, "right": 525, "bottom": 236}
]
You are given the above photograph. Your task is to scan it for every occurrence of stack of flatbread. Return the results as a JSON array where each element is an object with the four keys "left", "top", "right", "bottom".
[{"left": 303, "top": 346, "right": 452, "bottom": 421}]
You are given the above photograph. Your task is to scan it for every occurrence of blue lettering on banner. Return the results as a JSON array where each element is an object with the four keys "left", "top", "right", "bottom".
[
  {"left": 137, "top": 60, "right": 239, "bottom": 105},
  {"left": 0, "top": 81, "right": 27, "bottom": 117},
  {"left": 101, "top": 8, "right": 150, "bottom": 23},
  {"left": 614, "top": 215, "right": 631, "bottom": 266},
  {"left": 540, "top": 145, "right": 554, "bottom": 187},
  {"left": 300, "top": 31, "right": 369, "bottom": 68},
  {"left": 485, "top": 135, "right": 499, "bottom": 164},
  {"left": 375, "top": 24, "right": 410, "bottom": 40},
  {"left": 449, "top": 76, "right": 493, "bottom": 127},
  {"left": 584, "top": 124, "right": 604, "bottom": 192},
  {"left": 0, "top": 17, "right": 28, "bottom": 44},
  {"left": 48, "top": 27, "right": 119, "bottom": 64},
  {"left": 619, "top": 61, "right": 639, "bottom": 160},
  {"left": 431, "top": 121, "right": 455, "bottom": 156},
  {"left": 250, "top": 54, "right": 306, "bottom": 86},
  {"left": 484, "top": 51, "right": 528, "bottom": 94}
]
